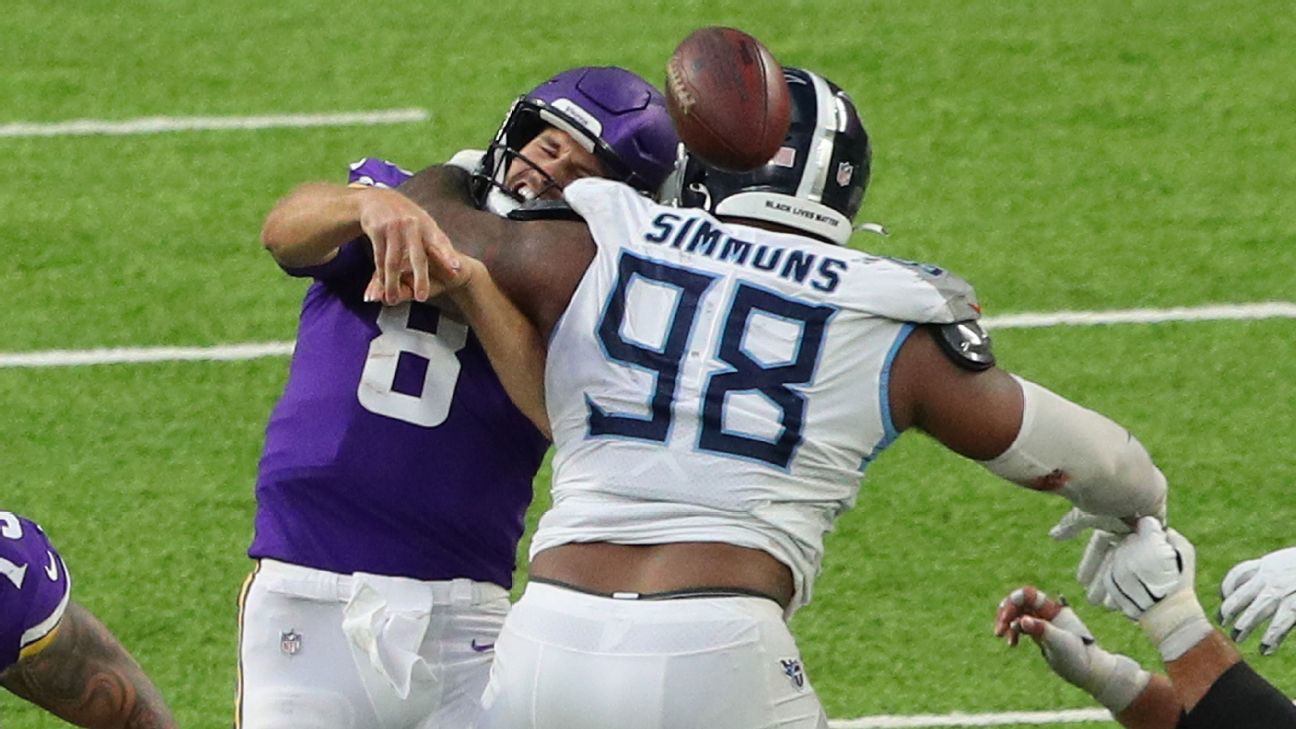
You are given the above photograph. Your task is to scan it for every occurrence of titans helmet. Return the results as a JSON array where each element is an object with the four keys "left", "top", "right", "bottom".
[
  {"left": 473, "top": 66, "right": 680, "bottom": 210},
  {"left": 667, "top": 68, "right": 871, "bottom": 245}
]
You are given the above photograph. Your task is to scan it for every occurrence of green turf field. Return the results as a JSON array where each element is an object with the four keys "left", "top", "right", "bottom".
[{"left": 2, "top": 1, "right": 1294, "bottom": 726}]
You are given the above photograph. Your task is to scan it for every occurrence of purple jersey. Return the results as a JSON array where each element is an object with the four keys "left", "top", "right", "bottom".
[
  {"left": 250, "top": 158, "right": 549, "bottom": 587},
  {"left": 0, "top": 512, "right": 71, "bottom": 671}
]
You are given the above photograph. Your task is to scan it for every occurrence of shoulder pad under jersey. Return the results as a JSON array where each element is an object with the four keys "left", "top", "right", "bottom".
[
  {"left": 446, "top": 149, "right": 486, "bottom": 174},
  {"left": 507, "top": 199, "right": 585, "bottom": 222},
  {"left": 347, "top": 158, "right": 413, "bottom": 188},
  {"left": 845, "top": 254, "right": 983, "bottom": 325},
  {"left": 931, "top": 320, "right": 996, "bottom": 371}
]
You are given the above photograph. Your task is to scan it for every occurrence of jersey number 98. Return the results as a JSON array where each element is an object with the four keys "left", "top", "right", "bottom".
[{"left": 589, "top": 252, "right": 833, "bottom": 469}]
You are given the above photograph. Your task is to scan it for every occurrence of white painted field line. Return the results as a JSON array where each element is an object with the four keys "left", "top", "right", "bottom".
[
  {"left": 983, "top": 301, "right": 1296, "bottom": 329},
  {"left": 829, "top": 708, "right": 1111, "bottom": 728},
  {"left": 0, "top": 342, "right": 293, "bottom": 368},
  {"left": 0, "top": 109, "right": 429, "bottom": 138},
  {"left": 1, "top": 301, "right": 1293, "bottom": 369}
]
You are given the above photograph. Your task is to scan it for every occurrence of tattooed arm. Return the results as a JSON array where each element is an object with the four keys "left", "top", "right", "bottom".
[{"left": 0, "top": 601, "right": 177, "bottom": 729}]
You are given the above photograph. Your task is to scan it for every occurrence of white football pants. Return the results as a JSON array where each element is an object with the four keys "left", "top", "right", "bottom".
[
  {"left": 237, "top": 560, "right": 509, "bottom": 729},
  {"left": 476, "top": 582, "right": 829, "bottom": 729}
]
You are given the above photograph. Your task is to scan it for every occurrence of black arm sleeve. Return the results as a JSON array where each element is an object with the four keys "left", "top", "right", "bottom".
[{"left": 1178, "top": 661, "right": 1296, "bottom": 729}]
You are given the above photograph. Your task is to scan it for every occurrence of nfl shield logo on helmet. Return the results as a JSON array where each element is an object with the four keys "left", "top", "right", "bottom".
[
  {"left": 779, "top": 658, "right": 806, "bottom": 690},
  {"left": 280, "top": 630, "right": 302, "bottom": 656},
  {"left": 836, "top": 161, "right": 854, "bottom": 187}
]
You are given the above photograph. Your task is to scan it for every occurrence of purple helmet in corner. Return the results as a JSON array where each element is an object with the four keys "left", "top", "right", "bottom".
[{"left": 473, "top": 66, "right": 680, "bottom": 208}]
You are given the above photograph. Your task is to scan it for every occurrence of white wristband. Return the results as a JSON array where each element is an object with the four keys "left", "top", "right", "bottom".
[
  {"left": 1090, "top": 651, "right": 1152, "bottom": 714},
  {"left": 1138, "top": 589, "right": 1213, "bottom": 661}
]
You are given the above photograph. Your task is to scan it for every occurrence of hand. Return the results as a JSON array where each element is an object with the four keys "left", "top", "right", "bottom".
[
  {"left": 1220, "top": 545, "right": 1296, "bottom": 655},
  {"left": 364, "top": 254, "right": 485, "bottom": 307},
  {"left": 1105, "top": 518, "right": 1189, "bottom": 620},
  {"left": 994, "top": 585, "right": 1063, "bottom": 644},
  {"left": 356, "top": 188, "right": 463, "bottom": 304},
  {"left": 1105, "top": 517, "right": 1212, "bottom": 661},
  {"left": 995, "top": 586, "right": 1150, "bottom": 713},
  {"left": 1049, "top": 508, "right": 1130, "bottom": 609},
  {"left": 1050, "top": 499, "right": 1167, "bottom": 609}
]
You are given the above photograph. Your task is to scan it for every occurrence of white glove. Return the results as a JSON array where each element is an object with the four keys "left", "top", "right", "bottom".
[
  {"left": 1220, "top": 545, "right": 1296, "bottom": 655},
  {"left": 1002, "top": 588, "right": 1150, "bottom": 713},
  {"left": 1105, "top": 517, "right": 1213, "bottom": 661},
  {"left": 1049, "top": 508, "right": 1130, "bottom": 609}
]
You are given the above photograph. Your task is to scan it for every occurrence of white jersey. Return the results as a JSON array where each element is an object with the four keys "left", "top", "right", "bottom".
[{"left": 534, "top": 178, "right": 982, "bottom": 612}]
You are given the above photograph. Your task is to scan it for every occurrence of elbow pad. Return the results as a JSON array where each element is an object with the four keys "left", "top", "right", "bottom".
[{"left": 979, "top": 376, "right": 1167, "bottom": 519}]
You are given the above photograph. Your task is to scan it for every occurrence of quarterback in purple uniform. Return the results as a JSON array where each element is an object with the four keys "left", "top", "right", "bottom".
[
  {"left": 243, "top": 67, "right": 678, "bottom": 729},
  {"left": 0, "top": 511, "right": 176, "bottom": 728}
]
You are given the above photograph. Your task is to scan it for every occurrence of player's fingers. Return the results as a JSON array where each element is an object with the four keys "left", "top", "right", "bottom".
[
  {"left": 383, "top": 222, "right": 408, "bottom": 305},
  {"left": 1023, "top": 616, "right": 1081, "bottom": 666},
  {"left": 398, "top": 275, "right": 417, "bottom": 303},
  {"left": 1076, "top": 531, "right": 1115, "bottom": 584},
  {"left": 369, "top": 226, "right": 388, "bottom": 296},
  {"left": 364, "top": 274, "right": 382, "bottom": 304},
  {"left": 1260, "top": 596, "right": 1296, "bottom": 656},
  {"left": 995, "top": 587, "right": 1048, "bottom": 637},
  {"left": 1220, "top": 574, "right": 1265, "bottom": 630},
  {"left": 1134, "top": 516, "right": 1164, "bottom": 538},
  {"left": 1048, "top": 508, "right": 1088, "bottom": 541},
  {"left": 1232, "top": 591, "right": 1279, "bottom": 644},
  {"left": 1005, "top": 618, "right": 1023, "bottom": 647},
  {"left": 1221, "top": 559, "right": 1261, "bottom": 601},
  {"left": 1085, "top": 550, "right": 1116, "bottom": 606},
  {"left": 1019, "top": 615, "right": 1054, "bottom": 643},
  {"left": 405, "top": 221, "right": 431, "bottom": 302},
  {"left": 425, "top": 223, "right": 462, "bottom": 284}
]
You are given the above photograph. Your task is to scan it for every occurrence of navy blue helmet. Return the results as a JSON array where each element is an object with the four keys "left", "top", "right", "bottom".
[{"left": 667, "top": 68, "right": 871, "bottom": 245}]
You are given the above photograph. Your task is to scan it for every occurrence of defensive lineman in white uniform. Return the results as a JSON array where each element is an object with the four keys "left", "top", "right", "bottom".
[
  {"left": 535, "top": 180, "right": 980, "bottom": 613},
  {"left": 374, "top": 67, "right": 1170, "bottom": 729}
]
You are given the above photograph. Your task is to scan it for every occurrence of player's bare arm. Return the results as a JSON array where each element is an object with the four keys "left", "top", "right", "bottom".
[
  {"left": 261, "top": 181, "right": 439, "bottom": 271},
  {"left": 0, "top": 602, "right": 177, "bottom": 729},
  {"left": 396, "top": 164, "right": 594, "bottom": 338},
  {"left": 889, "top": 326, "right": 1167, "bottom": 521},
  {"left": 436, "top": 255, "right": 553, "bottom": 437}
]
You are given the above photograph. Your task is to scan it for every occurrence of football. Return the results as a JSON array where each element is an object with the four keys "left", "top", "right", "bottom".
[{"left": 665, "top": 27, "right": 792, "bottom": 172}]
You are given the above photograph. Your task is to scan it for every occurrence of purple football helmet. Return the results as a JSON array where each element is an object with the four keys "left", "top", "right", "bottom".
[{"left": 473, "top": 66, "right": 680, "bottom": 208}]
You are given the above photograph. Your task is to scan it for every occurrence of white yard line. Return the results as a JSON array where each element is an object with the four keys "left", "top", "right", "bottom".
[
  {"left": 0, "top": 342, "right": 293, "bottom": 368},
  {"left": 983, "top": 301, "right": 1296, "bottom": 329},
  {"left": 0, "top": 109, "right": 429, "bottom": 138},
  {"left": 2, "top": 301, "right": 1292, "bottom": 369},
  {"left": 829, "top": 708, "right": 1111, "bottom": 728}
]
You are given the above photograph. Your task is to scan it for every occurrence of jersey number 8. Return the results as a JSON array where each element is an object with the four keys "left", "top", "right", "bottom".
[{"left": 358, "top": 303, "right": 468, "bottom": 428}]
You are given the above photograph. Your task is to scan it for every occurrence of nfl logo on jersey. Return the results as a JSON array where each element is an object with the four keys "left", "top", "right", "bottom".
[
  {"left": 779, "top": 658, "right": 806, "bottom": 690},
  {"left": 279, "top": 630, "right": 302, "bottom": 656}
]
